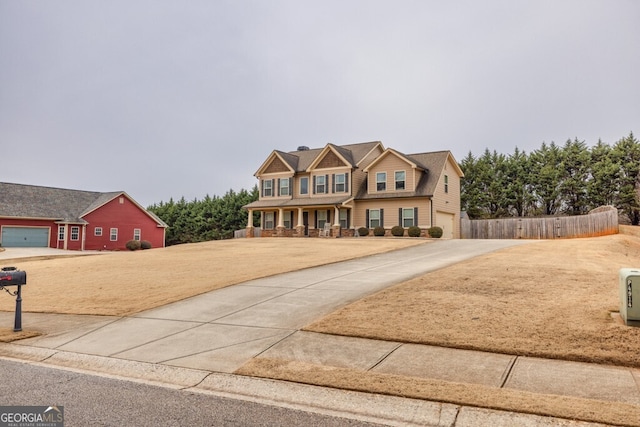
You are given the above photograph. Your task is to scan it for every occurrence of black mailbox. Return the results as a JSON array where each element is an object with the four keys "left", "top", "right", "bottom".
[
  {"left": 0, "top": 266, "right": 26, "bottom": 332},
  {"left": 0, "top": 267, "right": 26, "bottom": 286}
]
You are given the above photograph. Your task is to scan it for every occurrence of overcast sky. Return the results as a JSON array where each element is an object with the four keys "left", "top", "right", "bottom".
[{"left": 1, "top": 1, "right": 638, "bottom": 207}]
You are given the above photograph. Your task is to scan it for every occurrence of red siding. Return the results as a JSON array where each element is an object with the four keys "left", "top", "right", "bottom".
[
  {"left": 0, "top": 219, "right": 58, "bottom": 248},
  {"left": 82, "top": 196, "right": 165, "bottom": 250},
  {"left": 0, "top": 195, "right": 165, "bottom": 251}
]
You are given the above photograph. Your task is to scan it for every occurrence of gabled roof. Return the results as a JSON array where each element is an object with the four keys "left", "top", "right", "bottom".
[
  {"left": 363, "top": 148, "right": 429, "bottom": 173},
  {"left": 305, "top": 143, "right": 356, "bottom": 171},
  {"left": 254, "top": 141, "right": 384, "bottom": 175},
  {"left": 356, "top": 150, "right": 462, "bottom": 200},
  {"left": 0, "top": 182, "right": 167, "bottom": 227}
]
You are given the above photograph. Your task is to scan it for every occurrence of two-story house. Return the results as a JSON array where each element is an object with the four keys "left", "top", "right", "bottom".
[{"left": 243, "top": 141, "right": 463, "bottom": 238}]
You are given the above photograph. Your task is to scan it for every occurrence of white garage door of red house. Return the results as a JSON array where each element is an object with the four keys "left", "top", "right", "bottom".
[{"left": 1, "top": 227, "right": 49, "bottom": 247}]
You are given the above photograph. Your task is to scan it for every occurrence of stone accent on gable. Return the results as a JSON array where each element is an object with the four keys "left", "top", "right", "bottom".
[
  {"left": 316, "top": 150, "right": 348, "bottom": 169},
  {"left": 264, "top": 156, "right": 290, "bottom": 174}
]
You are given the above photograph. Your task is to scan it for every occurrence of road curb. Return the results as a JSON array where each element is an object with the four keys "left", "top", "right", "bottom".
[{"left": 0, "top": 343, "right": 610, "bottom": 427}]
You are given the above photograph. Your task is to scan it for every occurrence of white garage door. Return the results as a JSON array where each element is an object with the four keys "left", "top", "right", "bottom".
[
  {"left": 435, "top": 212, "right": 455, "bottom": 239},
  {"left": 1, "top": 227, "right": 50, "bottom": 247}
]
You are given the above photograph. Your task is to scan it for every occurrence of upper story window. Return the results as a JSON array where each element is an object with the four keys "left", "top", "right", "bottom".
[
  {"left": 444, "top": 175, "right": 449, "bottom": 193},
  {"left": 262, "top": 179, "right": 273, "bottom": 197},
  {"left": 300, "top": 177, "right": 309, "bottom": 195},
  {"left": 376, "top": 172, "right": 386, "bottom": 191},
  {"left": 279, "top": 178, "right": 290, "bottom": 196},
  {"left": 315, "top": 175, "right": 326, "bottom": 194},
  {"left": 335, "top": 173, "right": 346, "bottom": 193},
  {"left": 395, "top": 171, "right": 406, "bottom": 190}
]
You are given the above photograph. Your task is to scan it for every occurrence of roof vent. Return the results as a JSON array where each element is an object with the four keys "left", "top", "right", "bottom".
[{"left": 297, "top": 146, "right": 309, "bottom": 151}]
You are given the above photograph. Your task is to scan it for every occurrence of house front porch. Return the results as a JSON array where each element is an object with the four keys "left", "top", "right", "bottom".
[{"left": 244, "top": 202, "right": 353, "bottom": 238}]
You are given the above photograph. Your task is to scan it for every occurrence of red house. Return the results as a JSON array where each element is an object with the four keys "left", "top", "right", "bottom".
[{"left": 0, "top": 182, "right": 167, "bottom": 251}]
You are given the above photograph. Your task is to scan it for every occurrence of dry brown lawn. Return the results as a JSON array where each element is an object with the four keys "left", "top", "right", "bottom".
[
  {"left": 3, "top": 229, "right": 640, "bottom": 425},
  {"left": 304, "top": 227, "right": 640, "bottom": 368}
]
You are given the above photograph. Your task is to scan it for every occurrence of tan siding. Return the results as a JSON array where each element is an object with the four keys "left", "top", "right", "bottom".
[
  {"left": 353, "top": 198, "right": 432, "bottom": 229},
  {"left": 352, "top": 168, "right": 367, "bottom": 198},
  {"left": 358, "top": 145, "right": 384, "bottom": 169},
  {"left": 431, "top": 156, "right": 462, "bottom": 238},
  {"left": 367, "top": 154, "right": 415, "bottom": 194}
]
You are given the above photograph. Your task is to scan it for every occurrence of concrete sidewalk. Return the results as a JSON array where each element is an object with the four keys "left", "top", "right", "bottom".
[{"left": 0, "top": 239, "right": 636, "bottom": 426}]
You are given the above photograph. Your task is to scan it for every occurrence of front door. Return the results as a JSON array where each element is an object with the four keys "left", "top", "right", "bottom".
[{"left": 303, "top": 212, "right": 309, "bottom": 236}]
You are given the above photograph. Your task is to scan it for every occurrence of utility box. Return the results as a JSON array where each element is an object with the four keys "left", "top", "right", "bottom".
[{"left": 619, "top": 268, "right": 640, "bottom": 325}]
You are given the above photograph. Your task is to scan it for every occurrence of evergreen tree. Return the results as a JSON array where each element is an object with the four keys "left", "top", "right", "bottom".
[
  {"left": 504, "top": 147, "right": 533, "bottom": 217},
  {"left": 558, "top": 138, "right": 590, "bottom": 215},
  {"left": 529, "top": 142, "right": 563, "bottom": 215},
  {"left": 614, "top": 132, "right": 640, "bottom": 224},
  {"left": 588, "top": 139, "right": 619, "bottom": 208}
]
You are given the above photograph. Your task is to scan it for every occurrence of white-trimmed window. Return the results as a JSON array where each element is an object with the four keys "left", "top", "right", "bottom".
[
  {"left": 300, "top": 177, "right": 309, "bottom": 195},
  {"left": 279, "top": 178, "right": 290, "bottom": 196},
  {"left": 71, "top": 226, "right": 79, "bottom": 241},
  {"left": 94, "top": 227, "right": 102, "bottom": 237},
  {"left": 402, "top": 208, "right": 414, "bottom": 227},
  {"left": 110, "top": 228, "right": 118, "bottom": 241},
  {"left": 339, "top": 209, "right": 348, "bottom": 228},
  {"left": 369, "top": 209, "right": 381, "bottom": 228},
  {"left": 376, "top": 172, "right": 386, "bottom": 191},
  {"left": 58, "top": 225, "right": 65, "bottom": 241},
  {"left": 316, "top": 210, "right": 328, "bottom": 229},
  {"left": 133, "top": 228, "right": 141, "bottom": 241},
  {"left": 444, "top": 175, "right": 449, "bottom": 193},
  {"left": 263, "top": 179, "right": 273, "bottom": 197},
  {"left": 264, "top": 212, "right": 274, "bottom": 229},
  {"left": 335, "top": 173, "right": 346, "bottom": 192},
  {"left": 395, "top": 171, "right": 406, "bottom": 190},
  {"left": 315, "top": 175, "right": 326, "bottom": 194}
]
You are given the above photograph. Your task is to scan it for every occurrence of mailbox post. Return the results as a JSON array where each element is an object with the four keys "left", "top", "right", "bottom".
[{"left": 0, "top": 266, "right": 27, "bottom": 331}]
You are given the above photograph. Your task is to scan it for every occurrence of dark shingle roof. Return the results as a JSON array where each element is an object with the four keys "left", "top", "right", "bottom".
[{"left": 0, "top": 182, "right": 153, "bottom": 225}]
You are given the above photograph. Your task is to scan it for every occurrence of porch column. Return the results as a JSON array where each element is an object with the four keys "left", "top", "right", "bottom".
[
  {"left": 278, "top": 208, "right": 284, "bottom": 227},
  {"left": 81, "top": 224, "right": 87, "bottom": 251},
  {"left": 247, "top": 209, "right": 253, "bottom": 227},
  {"left": 332, "top": 206, "right": 341, "bottom": 238},
  {"left": 276, "top": 208, "right": 285, "bottom": 237},
  {"left": 295, "top": 207, "right": 305, "bottom": 237},
  {"left": 245, "top": 209, "right": 255, "bottom": 238},
  {"left": 63, "top": 224, "right": 68, "bottom": 250},
  {"left": 297, "top": 207, "right": 303, "bottom": 227}
]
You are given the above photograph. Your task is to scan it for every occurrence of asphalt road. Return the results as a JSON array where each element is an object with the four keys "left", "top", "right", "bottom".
[{"left": 0, "top": 359, "right": 384, "bottom": 427}]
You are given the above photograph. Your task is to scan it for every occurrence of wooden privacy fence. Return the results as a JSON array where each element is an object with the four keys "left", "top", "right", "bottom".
[{"left": 461, "top": 206, "right": 619, "bottom": 239}]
